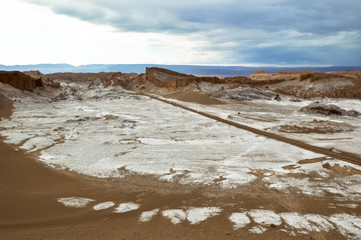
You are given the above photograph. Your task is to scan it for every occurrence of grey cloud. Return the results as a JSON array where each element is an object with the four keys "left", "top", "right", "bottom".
[
  {"left": 52, "top": 5, "right": 106, "bottom": 21},
  {"left": 25, "top": 0, "right": 361, "bottom": 34},
  {"left": 22, "top": 0, "right": 361, "bottom": 65}
]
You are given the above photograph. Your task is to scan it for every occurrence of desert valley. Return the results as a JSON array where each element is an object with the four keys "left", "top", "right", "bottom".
[{"left": 0, "top": 67, "right": 361, "bottom": 239}]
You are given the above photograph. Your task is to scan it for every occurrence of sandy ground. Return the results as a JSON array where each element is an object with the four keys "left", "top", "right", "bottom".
[{"left": 0, "top": 91, "right": 360, "bottom": 239}]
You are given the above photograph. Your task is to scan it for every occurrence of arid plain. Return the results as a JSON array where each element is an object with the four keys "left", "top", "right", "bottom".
[{"left": 1, "top": 68, "right": 361, "bottom": 239}]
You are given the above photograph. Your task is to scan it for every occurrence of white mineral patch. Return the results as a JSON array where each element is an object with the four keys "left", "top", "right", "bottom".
[
  {"left": 186, "top": 207, "right": 222, "bottom": 224},
  {"left": 303, "top": 214, "right": 335, "bottom": 232},
  {"left": 337, "top": 203, "right": 358, "bottom": 208},
  {"left": 329, "top": 214, "right": 361, "bottom": 240},
  {"left": 280, "top": 212, "right": 313, "bottom": 232},
  {"left": 249, "top": 225, "right": 267, "bottom": 234},
  {"left": 229, "top": 212, "right": 251, "bottom": 230},
  {"left": 20, "top": 136, "right": 55, "bottom": 152},
  {"left": 57, "top": 197, "right": 95, "bottom": 208},
  {"left": 139, "top": 209, "right": 159, "bottom": 223},
  {"left": 247, "top": 209, "right": 282, "bottom": 226},
  {"left": 93, "top": 201, "right": 115, "bottom": 211},
  {"left": 162, "top": 209, "right": 187, "bottom": 224},
  {"left": 113, "top": 202, "right": 140, "bottom": 213}
]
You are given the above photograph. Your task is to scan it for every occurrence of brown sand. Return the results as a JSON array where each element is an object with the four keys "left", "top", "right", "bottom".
[{"left": 0, "top": 94, "right": 358, "bottom": 240}]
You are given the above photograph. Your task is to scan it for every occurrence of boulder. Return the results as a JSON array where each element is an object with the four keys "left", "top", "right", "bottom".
[{"left": 300, "top": 102, "right": 360, "bottom": 117}]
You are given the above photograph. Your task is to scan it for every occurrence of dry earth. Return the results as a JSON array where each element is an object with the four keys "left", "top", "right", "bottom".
[{"left": 1, "top": 68, "right": 361, "bottom": 239}]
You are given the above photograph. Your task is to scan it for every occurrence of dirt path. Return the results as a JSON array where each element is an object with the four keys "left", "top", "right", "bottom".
[{"left": 143, "top": 93, "right": 361, "bottom": 166}]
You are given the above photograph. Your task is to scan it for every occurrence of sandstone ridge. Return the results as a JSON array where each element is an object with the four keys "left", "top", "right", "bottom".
[{"left": 0, "top": 71, "right": 43, "bottom": 91}]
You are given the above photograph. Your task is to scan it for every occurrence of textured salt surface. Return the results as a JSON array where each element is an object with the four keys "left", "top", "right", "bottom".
[
  {"left": 280, "top": 212, "right": 313, "bottom": 232},
  {"left": 186, "top": 207, "right": 222, "bottom": 224},
  {"left": 0, "top": 84, "right": 330, "bottom": 189},
  {"left": 57, "top": 197, "right": 95, "bottom": 208},
  {"left": 139, "top": 209, "right": 159, "bottom": 222},
  {"left": 248, "top": 209, "right": 282, "bottom": 226},
  {"left": 329, "top": 214, "right": 361, "bottom": 239},
  {"left": 249, "top": 225, "right": 267, "bottom": 234},
  {"left": 173, "top": 97, "right": 361, "bottom": 157},
  {"left": 1, "top": 84, "right": 361, "bottom": 201},
  {"left": 229, "top": 213, "right": 251, "bottom": 230},
  {"left": 162, "top": 209, "right": 187, "bottom": 224},
  {"left": 227, "top": 210, "right": 361, "bottom": 239},
  {"left": 113, "top": 202, "right": 140, "bottom": 213},
  {"left": 93, "top": 201, "right": 115, "bottom": 211}
]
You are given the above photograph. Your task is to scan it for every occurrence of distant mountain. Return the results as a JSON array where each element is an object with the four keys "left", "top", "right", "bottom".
[{"left": 0, "top": 64, "right": 360, "bottom": 76}]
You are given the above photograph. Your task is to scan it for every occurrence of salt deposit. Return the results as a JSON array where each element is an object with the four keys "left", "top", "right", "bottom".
[
  {"left": 1, "top": 83, "right": 360, "bottom": 201},
  {"left": 249, "top": 225, "right": 267, "bottom": 234},
  {"left": 57, "top": 197, "right": 95, "bottom": 208},
  {"left": 162, "top": 209, "right": 187, "bottom": 224},
  {"left": 139, "top": 209, "right": 159, "bottom": 222},
  {"left": 229, "top": 212, "right": 251, "bottom": 230},
  {"left": 0, "top": 83, "right": 328, "bottom": 189},
  {"left": 186, "top": 207, "right": 222, "bottom": 224},
  {"left": 113, "top": 202, "right": 140, "bottom": 213},
  {"left": 93, "top": 201, "right": 115, "bottom": 211},
  {"left": 247, "top": 209, "right": 282, "bottom": 226}
]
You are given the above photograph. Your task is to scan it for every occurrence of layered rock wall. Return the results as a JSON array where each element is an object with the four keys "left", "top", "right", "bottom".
[
  {"left": 0, "top": 71, "right": 42, "bottom": 91},
  {"left": 145, "top": 67, "right": 254, "bottom": 88}
]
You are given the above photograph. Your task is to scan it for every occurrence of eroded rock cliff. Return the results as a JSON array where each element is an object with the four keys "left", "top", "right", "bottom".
[{"left": 0, "top": 71, "right": 43, "bottom": 91}]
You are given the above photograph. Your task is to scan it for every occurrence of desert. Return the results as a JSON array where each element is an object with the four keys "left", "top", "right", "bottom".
[{"left": 1, "top": 67, "right": 361, "bottom": 239}]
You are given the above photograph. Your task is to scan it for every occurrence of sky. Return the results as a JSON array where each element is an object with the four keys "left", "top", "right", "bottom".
[{"left": 0, "top": 0, "right": 360, "bottom": 66}]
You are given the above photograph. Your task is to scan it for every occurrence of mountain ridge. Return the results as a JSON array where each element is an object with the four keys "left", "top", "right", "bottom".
[{"left": 1, "top": 64, "right": 360, "bottom": 76}]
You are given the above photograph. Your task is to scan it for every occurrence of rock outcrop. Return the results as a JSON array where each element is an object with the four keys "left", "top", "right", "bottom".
[
  {"left": 145, "top": 67, "right": 252, "bottom": 89},
  {"left": 46, "top": 72, "right": 141, "bottom": 90},
  {"left": 99, "top": 72, "right": 139, "bottom": 89},
  {"left": 46, "top": 72, "right": 114, "bottom": 82},
  {"left": 212, "top": 87, "right": 278, "bottom": 101},
  {"left": 301, "top": 102, "right": 360, "bottom": 117},
  {"left": 249, "top": 70, "right": 361, "bottom": 100},
  {"left": 0, "top": 71, "right": 43, "bottom": 91}
]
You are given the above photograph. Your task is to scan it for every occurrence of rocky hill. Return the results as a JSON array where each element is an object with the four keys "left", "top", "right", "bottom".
[
  {"left": 2, "top": 68, "right": 360, "bottom": 100},
  {"left": 145, "top": 67, "right": 254, "bottom": 88},
  {"left": 253, "top": 71, "right": 361, "bottom": 99}
]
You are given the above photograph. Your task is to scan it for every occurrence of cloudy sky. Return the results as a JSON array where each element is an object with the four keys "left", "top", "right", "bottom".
[{"left": 1, "top": 0, "right": 360, "bottom": 66}]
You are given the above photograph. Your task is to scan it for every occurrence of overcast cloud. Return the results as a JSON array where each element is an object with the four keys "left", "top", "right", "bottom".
[{"left": 13, "top": 0, "right": 361, "bottom": 65}]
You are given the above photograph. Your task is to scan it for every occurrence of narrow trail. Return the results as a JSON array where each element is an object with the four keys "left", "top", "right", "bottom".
[{"left": 142, "top": 93, "right": 361, "bottom": 167}]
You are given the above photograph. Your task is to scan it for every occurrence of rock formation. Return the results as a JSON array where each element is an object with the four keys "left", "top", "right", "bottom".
[
  {"left": 249, "top": 70, "right": 361, "bottom": 100},
  {"left": 212, "top": 87, "right": 277, "bottom": 101},
  {"left": 145, "top": 67, "right": 252, "bottom": 89},
  {"left": 0, "top": 71, "right": 43, "bottom": 91},
  {"left": 301, "top": 102, "right": 360, "bottom": 117},
  {"left": 45, "top": 72, "right": 141, "bottom": 90}
]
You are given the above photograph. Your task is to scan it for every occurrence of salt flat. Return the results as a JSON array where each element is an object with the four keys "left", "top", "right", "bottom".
[{"left": 1, "top": 81, "right": 361, "bottom": 238}]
